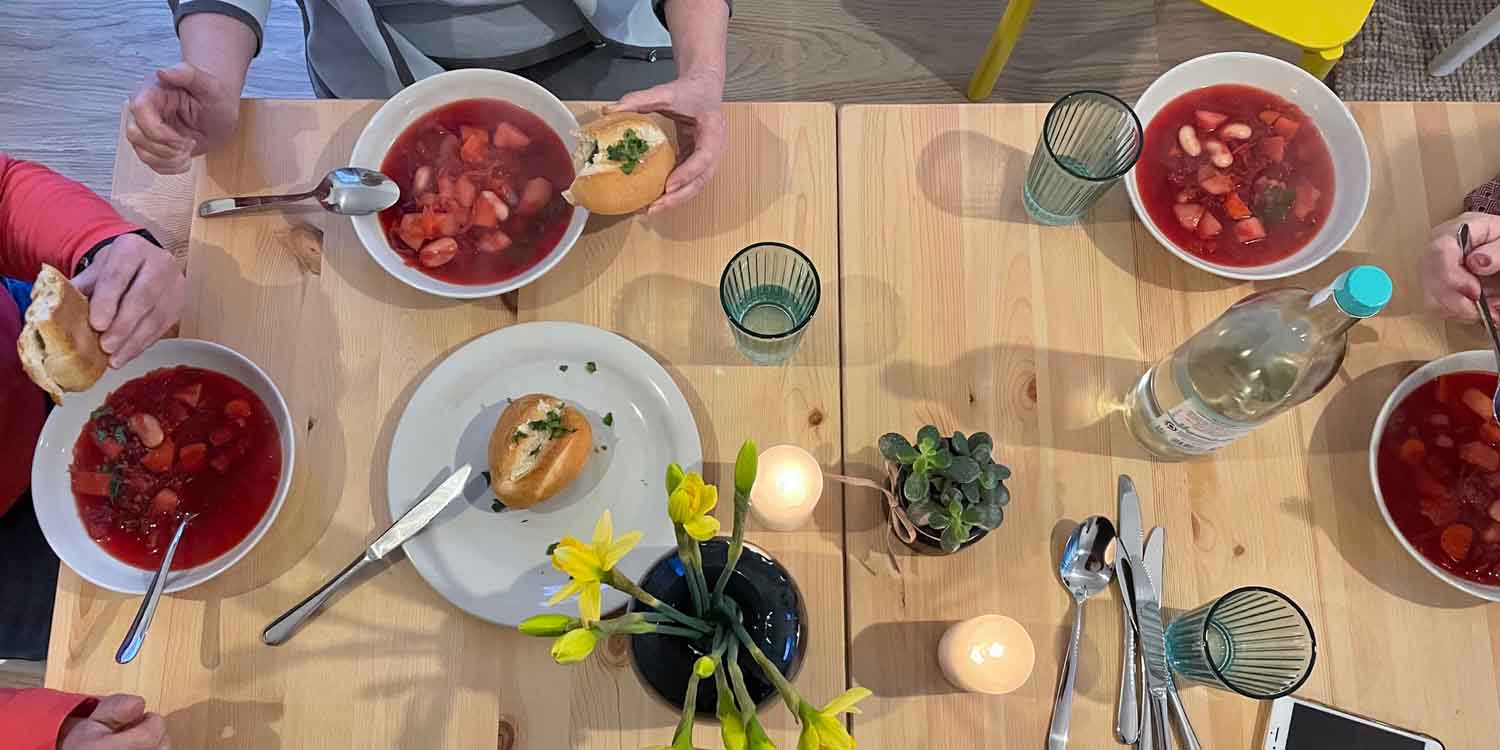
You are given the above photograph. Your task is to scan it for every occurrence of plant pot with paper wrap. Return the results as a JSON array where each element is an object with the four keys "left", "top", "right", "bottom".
[
  {"left": 519, "top": 440, "right": 871, "bottom": 750},
  {"left": 879, "top": 426, "right": 1013, "bottom": 555}
]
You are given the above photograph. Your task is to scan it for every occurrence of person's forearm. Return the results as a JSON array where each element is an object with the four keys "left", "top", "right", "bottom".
[
  {"left": 178, "top": 13, "right": 257, "bottom": 93},
  {"left": 0, "top": 155, "right": 140, "bottom": 280},
  {"left": 665, "top": 0, "right": 729, "bottom": 87}
]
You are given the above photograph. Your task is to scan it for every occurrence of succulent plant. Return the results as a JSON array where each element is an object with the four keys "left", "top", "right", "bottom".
[{"left": 879, "top": 426, "right": 1012, "bottom": 553}]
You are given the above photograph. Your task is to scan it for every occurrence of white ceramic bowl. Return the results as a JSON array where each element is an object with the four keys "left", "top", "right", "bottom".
[
  {"left": 31, "top": 339, "right": 295, "bottom": 594},
  {"left": 1125, "top": 52, "right": 1371, "bottom": 281},
  {"left": 1368, "top": 350, "right": 1500, "bottom": 602},
  {"left": 349, "top": 69, "right": 589, "bottom": 299}
]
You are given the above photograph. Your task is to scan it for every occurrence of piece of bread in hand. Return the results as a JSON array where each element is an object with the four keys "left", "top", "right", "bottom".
[
  {"left": 488, "top": 394, "right": 593, "bottom": 509},
  {"left": 16, "top": 264, "right": 106, "bottom": 405},
  {"left": 563, "top": 112, "right": 676, "bottom": 215}
]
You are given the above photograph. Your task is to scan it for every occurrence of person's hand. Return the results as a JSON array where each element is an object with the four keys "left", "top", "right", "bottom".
[
  {"left": 73, "top": 233, "right": 186, "bottom": 367},
  {"left": 57, "top": 694, "right": 169, "bottom": 750},
  {"left": 610, "top": 72, "right": 728, "bottom": 214},
  {"left": 126, "top": 62, "right": 240, "bottom": 175},
  {"left": 1422, "top": 212, "right": 1500, "bottom": 321}
]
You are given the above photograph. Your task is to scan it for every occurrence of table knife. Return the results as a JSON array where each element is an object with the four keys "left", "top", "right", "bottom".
[
  {"left": 1145, "top": 527, "right": 1202, "bottom": 750},
  {"left": 1136, "top": 527, "right": 1174, "bottom": 750},
  {"left": 1115, "top": 475, "right": 1145, "bottom": 745},
  {"left": 262, "top": 464, "right": 473, "bottom": 645}
]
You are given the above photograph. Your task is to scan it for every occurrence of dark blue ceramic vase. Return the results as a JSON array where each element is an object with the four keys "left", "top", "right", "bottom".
[{"left": 629, "top": 538, "right": 806, "bottom": 717}]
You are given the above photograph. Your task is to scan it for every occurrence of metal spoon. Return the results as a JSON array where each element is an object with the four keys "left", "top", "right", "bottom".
[
  {"left": 1460, "top": 222, "right": 1500, "bottom": 423},
  {"left": 1047, "top": 515, "right": 1117, "bottom": 750},
  {"left": 116, "top": 512, "right": 197, "bottom": 664},
  {"left": 197, "top": 167, "right": 399, "bottom": 218}
]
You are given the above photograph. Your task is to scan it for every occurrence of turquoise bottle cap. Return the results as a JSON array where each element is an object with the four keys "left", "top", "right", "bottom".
[{"left": 1333, "top": 265, "right": 1392, "bottom": 318}]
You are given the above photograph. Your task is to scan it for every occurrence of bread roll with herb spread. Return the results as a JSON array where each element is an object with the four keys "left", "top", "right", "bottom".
[
  {"left": 17, "top": 264, "right": 107, "bottom": 404},
  {"left": 488, "top": 394, "right": 592, "bottom": 508},
  {"left": 563, "top": 113, "right": 675, "bottom": 215}
]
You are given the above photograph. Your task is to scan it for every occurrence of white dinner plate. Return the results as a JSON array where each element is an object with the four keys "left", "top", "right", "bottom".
[{"left": 386, "top": 321, "right": 700, "bottom": 626}]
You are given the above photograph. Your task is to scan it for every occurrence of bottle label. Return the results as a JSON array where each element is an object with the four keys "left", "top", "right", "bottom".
[{"left": 1148, "top": 400, "right": 1253, "bottom": 455}]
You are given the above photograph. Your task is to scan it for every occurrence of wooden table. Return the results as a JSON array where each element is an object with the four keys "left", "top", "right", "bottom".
[
  {"left": 47, "top": 99, "right": 842, "bottom": 749},
  {"left": 840, "top": 102, "right": 1500, "bottom": 750},
  {"left": 49, "top": 100, "right": 1500, "bottom": 749}
]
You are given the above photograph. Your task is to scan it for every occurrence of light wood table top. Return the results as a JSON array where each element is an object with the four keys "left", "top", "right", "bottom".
[
  {"left": 48, "top": 99, "right": 842, "bottom": 749},
  {"left": 840, "top": 102, "right": 1500, "bottom": 750}
]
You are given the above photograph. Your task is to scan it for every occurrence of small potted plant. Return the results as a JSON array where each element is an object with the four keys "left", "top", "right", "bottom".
[{"left": 879, "top": 426, "right": 1012, "bottom": 554}]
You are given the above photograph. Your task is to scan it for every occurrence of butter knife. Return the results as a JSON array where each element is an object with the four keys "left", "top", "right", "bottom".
[
  {"left": 1115, "top": 476, "right": 1145, "bottom": 745},
  {"left": 1145, "top": 527, "right": 1202, "bottom": 750},
  {"left": 263, "top": 464, "right": 473, "bottom": 645},
  {"left": 1136, "top": 527, "right": 1174, "bottom": 750}
]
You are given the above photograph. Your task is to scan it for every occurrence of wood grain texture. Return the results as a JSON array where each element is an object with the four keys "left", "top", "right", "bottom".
[
  {"left": 48, "top": 99, "right": 841, "bottom": 750},
  {"left": 839, "top": 102, "right": 1500, "bottom": 750}
]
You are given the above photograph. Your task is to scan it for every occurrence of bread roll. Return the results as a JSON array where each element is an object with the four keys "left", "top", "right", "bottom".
[
  {"left": 563, "top": 113, "right": 676, "bottom": 215},
  {"left": 488, "top": 394, "right": 592, "bottom": 508},
  {"left": 17, "top": 264, "right": 106, "bottom": 404}
]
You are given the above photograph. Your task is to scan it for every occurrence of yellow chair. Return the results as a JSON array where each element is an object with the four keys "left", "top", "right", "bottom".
[{"left": 966, "top": 0, "right": 1377, "bottom": 101}]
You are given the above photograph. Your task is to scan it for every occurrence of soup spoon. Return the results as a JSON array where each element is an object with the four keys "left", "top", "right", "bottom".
[
  {"left": 197, "top": 167, "right": 399, "bottom": 218},
  {"left": 1048, "top": 515, "right": 1117, "bottom": 750},
  {"left": 1460, "top": 223, "right": 1500, "bottom": 423},
  {"left": 116, "top": 512, "right": 197, "bottom": 664}
]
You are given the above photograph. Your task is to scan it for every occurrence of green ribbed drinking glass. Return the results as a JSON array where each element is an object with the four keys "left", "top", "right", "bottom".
[
  {"left": 1023, "top": 90, "right": 1142, "bottom": 225},
  {"left": 719, "top": 242, "right": 820, "bottom": 365}
]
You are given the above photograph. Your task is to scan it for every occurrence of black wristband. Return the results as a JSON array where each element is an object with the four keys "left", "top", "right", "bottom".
[{"left": 74, "top": 229, "right": 161, "bottom": 276}]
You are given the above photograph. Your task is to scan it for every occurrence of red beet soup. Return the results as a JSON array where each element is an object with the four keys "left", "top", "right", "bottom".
[
  {"left": 1377, "top": 371, "right": 1500, "bottom": 586},
  {"left": 1135, "top": 84, "right": 1335, "bottom": 267},
  {"left": 72, "top": 366, "right": 282, "bottom": 570},
  {"left": 378, "top": 98, "right": 576, "bottom": 285}
]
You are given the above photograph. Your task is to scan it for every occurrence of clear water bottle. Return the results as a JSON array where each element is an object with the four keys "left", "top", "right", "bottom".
[{"left": 1123, "top": 265, "right": 1392, "bottom": 460}]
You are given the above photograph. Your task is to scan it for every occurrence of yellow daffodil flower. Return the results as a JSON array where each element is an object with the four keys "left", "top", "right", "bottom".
[
  {"left": 550, "top": 627, "right": 599, "bottom": 664},
  {"left": 745, "top": 715, "right": 776, "bottom": 750},
  {"left": 668, "top": 471, "right": 720, "bottom": 541},
  {"left": 795, "top": 688, "right": 872, "bottom": 750},
  {"left": 547, "top": 510, "right": 643, "bottom": 623},
  {"left": 715, "top": 673, "right": 748, "bottom": 750}
]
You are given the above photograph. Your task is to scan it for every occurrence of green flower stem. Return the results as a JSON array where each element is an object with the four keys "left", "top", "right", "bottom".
[
  {"left": 725, "top": 638, "right": 759, "bottom": 724},
  {"left": 712, "top": 490, "right": 750, "bottom": 598},
  {"left": 605, "top": 570, "right": 712, "bottom": 634},
  {"left": 730, "top": 619, "right": 801, "bottom": 714},
  {"left": 653, "top": 625, "right": 706, "bottom": 639},
  {"left": 675, "top": 527, "right": 708, "bottom": 616}
]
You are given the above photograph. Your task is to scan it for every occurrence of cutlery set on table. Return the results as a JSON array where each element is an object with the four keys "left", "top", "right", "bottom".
[{"left": 1049, "top": 476, "right": 1198, "bottom": 750}]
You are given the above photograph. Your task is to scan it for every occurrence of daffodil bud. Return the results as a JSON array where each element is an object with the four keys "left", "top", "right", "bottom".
[
  {"left": 519, "top": 613, "right": 579, "bottom": 637},
  {"left": 734, "top": 440, "right": 758, "bottom": 497},
  {"left": 551, "top": 627, "right": 600, "bottom": 664},
  {"left": 666, "top": 463, "right": 686, "bottom": 494},
  {"left": 693, "top": 655, "right": 717, "bottom": 678}
]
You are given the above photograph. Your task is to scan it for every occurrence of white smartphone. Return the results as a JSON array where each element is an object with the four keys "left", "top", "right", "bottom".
[{"left": 1265, "top": 696, "right": 1444, "bottom": 750}]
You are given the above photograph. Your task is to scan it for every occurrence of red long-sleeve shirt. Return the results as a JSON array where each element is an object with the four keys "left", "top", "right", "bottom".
[
  {"left": 0, "top": 155, "right": 136, "bottom": 748},
  {"left": 0, "top": 154, "right": 141, "bottom": 517}
]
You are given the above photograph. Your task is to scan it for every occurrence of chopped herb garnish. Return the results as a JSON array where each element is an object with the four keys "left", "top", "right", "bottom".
[
  {"left": 606, "top": 129, "right": 650, "bottom": 175},
  {"left": 603, "top": 412, "right": 614, "bottom": 427},
  {"left": 1255, "top": 184, "right": 1295, "bottom": 224},
  {"left": 90, "top": 405, "right": 113, "bottom": 421},
  {"left": 491, "top": 501, "right": 504, "bottom": 512},
  {"left": 529, "top": 445, "right": 543, "bottom": 457},
  {"left": 585, "top": 361, "right": 597, "bottom": 374},
  {"left": 601, "top": 445, "right": 609, "bottom": 451},
  {"left": 546, "top": 541, "right": 560, "bottom": 555},
  {"left": 587, "top": 143, "right": 600, "bottom": 163},
  {"left": 559, "top": 364, "right": 569, "bottom": 372},
  {"left": 108, "top": 473, "right": 123, "bottom": 500},
  {"left": 525, "top": 408, "right": 576, "bottom": 439},
  {"left": 512, "top": 430, "right": 526, "bottom": 443},
  {"left": 481, "top": 470, "right": 492, "bottom": 484},
  {"left": 93, "top": 428, "right": 108, "bottom": 444},
  {"left": 112, "top": 425, "right": 127, "bottom": 445}
]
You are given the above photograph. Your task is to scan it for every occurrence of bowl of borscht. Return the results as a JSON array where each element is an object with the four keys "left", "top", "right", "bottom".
[
  {"left": 1125, "top": 52, "right": 1370, "bottom": 281},
  {"left": 350, "top": 69, "right": 589, "bottom": 299},
  {"left": 31, "top": 339, "right": 295, "bottom": 594},
  {"left": 1371, "top": 350, "right": 1500, "bottom": 602}
]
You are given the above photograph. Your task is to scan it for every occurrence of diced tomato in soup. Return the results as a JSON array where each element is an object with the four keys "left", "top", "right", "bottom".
[
  {"left": 70, "top": 366, "right": 281, "bottom": 570},
  {"left": 1135, "top": 84, "right": 1335, "bottom": 267},
  {"left": 378, "top": 98, "right": 576, "bottom": 285}
]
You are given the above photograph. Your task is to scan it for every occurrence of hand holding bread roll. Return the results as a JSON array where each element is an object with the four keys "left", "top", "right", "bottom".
[
  {"left": 17, "top": 264, "right": 108, "bottom": 404},
  {"left": 563, "top": 113, "right": 676, "bottom": 216},
  {"left": 488, "top": 394, "right": 593, "bottom": 508}
]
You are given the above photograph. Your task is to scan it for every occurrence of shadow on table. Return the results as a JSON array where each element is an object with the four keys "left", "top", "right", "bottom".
[
  {"left": 167, "top": 699, "right": 284, "bottom": 750},
  {"left": 876, "top": 345, "right": 1146, "bottom": 458},
  {"left": 1304, "top": 360, "right": 1486, "bottom": 609},
  {"left": 916, "top": 129, "right": 1029, "bottom": 222},
  {"left": 647, "top": 107, "right": 786, "bottom": 243}
]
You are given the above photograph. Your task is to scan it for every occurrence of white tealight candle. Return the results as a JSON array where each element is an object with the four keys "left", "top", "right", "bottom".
[
  {"left": 748, "top": 445, "right": 824, "bottom": 531},
  {"left": 937, "top": 614, "right": 1035, "bottom": 695}
]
